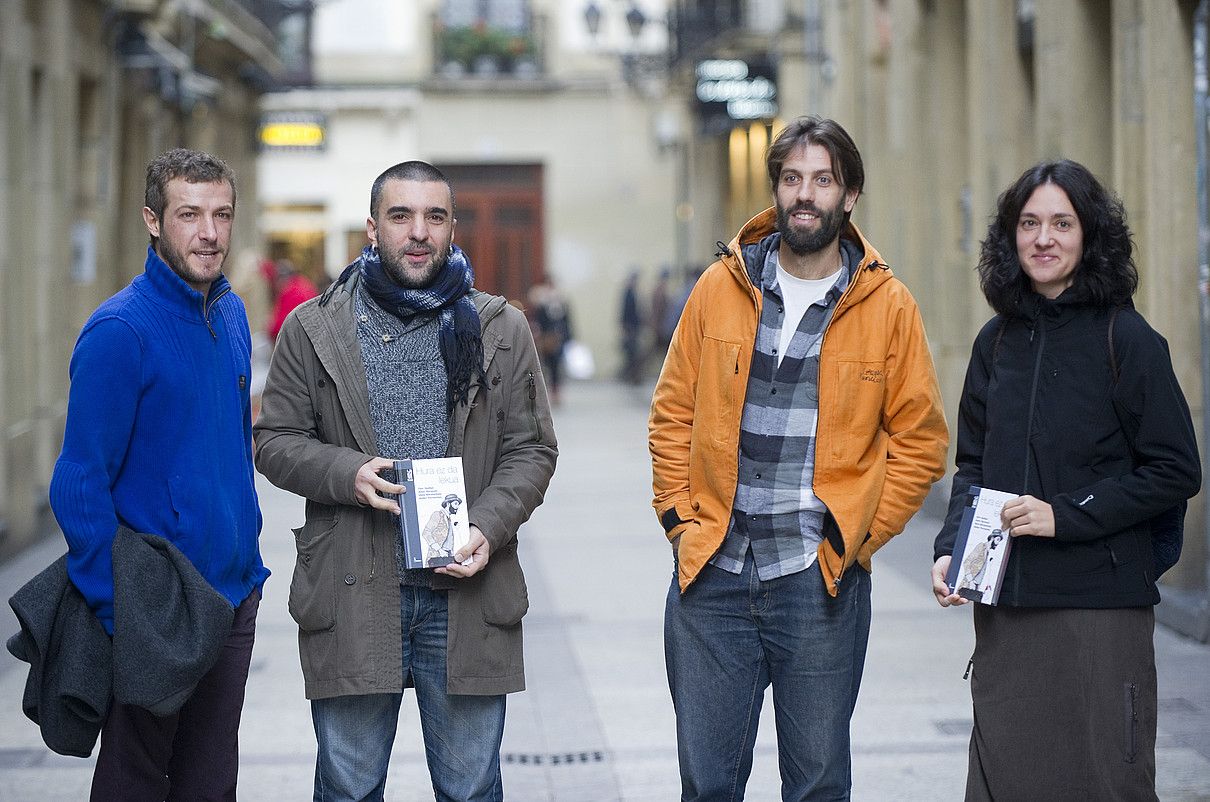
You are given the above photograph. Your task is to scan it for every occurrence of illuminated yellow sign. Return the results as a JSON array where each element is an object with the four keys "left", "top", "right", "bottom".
[{"left": 259, "top": 120, "right": 325, "bottom": 149}]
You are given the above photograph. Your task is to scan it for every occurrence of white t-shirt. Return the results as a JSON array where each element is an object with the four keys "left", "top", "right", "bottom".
[{"left": 775, "top": 258, "right": 842, "bottom": 366}]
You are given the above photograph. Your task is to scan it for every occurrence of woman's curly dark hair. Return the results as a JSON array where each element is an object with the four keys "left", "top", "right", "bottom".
[{"left": 978, "top": 160, "right": 1137, "bottom": 316}]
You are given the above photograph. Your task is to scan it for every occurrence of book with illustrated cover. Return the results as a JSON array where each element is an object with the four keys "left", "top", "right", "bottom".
[
  {"left": 945, "top": 485, "right": 1018, "bottom": 605},
  {"left": 391, "top": 457, "right": 471, "bottom": 569}
]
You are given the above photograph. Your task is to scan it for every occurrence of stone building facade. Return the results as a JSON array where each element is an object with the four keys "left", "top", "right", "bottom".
[{"left": 0, "top": 0, "right": 291, "bottom": 557}]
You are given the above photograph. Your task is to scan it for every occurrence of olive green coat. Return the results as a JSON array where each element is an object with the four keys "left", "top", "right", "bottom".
[{"left": 253, "top": 277, "right": 557, "bottom": 698}]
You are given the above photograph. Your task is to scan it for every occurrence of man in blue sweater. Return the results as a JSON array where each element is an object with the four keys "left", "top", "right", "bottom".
[{"left": 49, "top": 148, "right": 268, "bottom": 800}]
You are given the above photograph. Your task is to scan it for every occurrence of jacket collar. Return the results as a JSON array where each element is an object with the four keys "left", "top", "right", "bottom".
[
  {"left": 1016, "top": 286, "right": 1108, "bottom": 332},
  {"left": 136, "top": 245, "right": 230, "bottom": 318}
]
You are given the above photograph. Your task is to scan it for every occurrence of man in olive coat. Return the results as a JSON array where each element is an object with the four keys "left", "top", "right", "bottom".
[{"left": 254, "top": 161, "right": 557, "bottom": 801}]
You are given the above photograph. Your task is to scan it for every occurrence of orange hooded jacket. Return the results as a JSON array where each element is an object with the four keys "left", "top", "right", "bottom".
[{"left": 649, "top": 210, "right": 949, "bottom": 596}]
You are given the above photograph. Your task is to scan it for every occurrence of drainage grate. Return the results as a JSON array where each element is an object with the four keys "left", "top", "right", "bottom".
[
  {"left": 502, "top": 751, "right": 606, "bottom": 766},
  {"left": 933, "top": 719, "right": 973, "bottom": 736}
]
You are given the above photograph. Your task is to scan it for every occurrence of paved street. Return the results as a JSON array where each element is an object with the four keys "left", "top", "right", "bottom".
[{"left": 1, "top": 379, "right": 1209, "bottom": 801}]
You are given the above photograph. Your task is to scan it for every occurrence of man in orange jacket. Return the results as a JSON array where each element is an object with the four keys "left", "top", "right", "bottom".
[{"left": 649, "top": 117, "right": 948, "bottom": 801}]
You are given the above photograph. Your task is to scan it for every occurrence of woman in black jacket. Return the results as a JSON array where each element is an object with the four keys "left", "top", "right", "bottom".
[{"left": 932, "top": 160, "right": 1201, "bottom": 802}]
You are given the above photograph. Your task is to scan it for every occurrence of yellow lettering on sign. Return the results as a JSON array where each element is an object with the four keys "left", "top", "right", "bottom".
[{"left": 260, "top": 122, "right": 325, "bottom": 148}]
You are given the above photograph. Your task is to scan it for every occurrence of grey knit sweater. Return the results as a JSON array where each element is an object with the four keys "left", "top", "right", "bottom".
[{"left": 355, "top": 286, "right": 448, "bottom": 586}]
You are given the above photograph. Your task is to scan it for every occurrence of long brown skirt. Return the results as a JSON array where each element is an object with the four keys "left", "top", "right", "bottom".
[{"left": 965, "top": 605, "right": 1158, "bottom": 802}]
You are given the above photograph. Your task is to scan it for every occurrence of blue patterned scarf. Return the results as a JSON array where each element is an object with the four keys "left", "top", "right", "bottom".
[{"left": 325, "top": 243, "right": 485, "bottom": 408}]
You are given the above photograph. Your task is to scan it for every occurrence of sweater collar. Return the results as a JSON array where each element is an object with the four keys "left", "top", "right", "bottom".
[{"left": 138, "top": 245, "right": 230, "bottom": 317}]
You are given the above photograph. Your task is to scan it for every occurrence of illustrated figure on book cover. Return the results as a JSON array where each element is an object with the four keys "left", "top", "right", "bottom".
[
  {"left": 957, "top": 529, "right": 1003, "bottom": 594},
  {"left": 422, "top": 494, "right": 463, "bottom": 567}
]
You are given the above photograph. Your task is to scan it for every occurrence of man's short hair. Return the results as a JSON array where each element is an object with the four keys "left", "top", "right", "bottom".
[
  {"left": 144, "top": 149, "right": 237, "bottom": 222},
  {"left": 369, "top": 161, "right": 456, "bottom": 219},
  {"left": 766, "top": 116, "right": 865, "bottom": 198}
]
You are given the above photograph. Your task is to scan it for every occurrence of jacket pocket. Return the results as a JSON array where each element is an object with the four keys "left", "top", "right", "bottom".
[
  {"left": 697, "top": 336, "right": 742, "bottom": 444},
  {"left": 480, "top": 546, "right": 529, "bottom": 626},
  {"left": 829, "top": 359, "right": 887, "bottom": 459},
  {"left": 289, "top": 517, "right": 338, "bottom": 631}
]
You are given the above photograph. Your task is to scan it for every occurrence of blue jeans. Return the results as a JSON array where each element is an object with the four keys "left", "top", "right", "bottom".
[
  {"left": 311, "top": 585, "right": 506, "bottom": 802},
  {"left": 665, "top": 554, "right": 872, "bottom": 802}
]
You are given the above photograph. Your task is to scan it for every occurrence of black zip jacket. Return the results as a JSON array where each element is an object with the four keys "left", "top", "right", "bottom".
[{"left": 935, "top": 292, "right": 1201, "bottom": 607}]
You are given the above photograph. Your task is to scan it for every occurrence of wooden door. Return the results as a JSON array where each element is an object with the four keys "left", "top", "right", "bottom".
[{"left": 438, "top": 164, "right": 545, "bottom": 304}]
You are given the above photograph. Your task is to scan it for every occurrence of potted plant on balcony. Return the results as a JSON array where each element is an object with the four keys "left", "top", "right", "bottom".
[{"left": 437, "top": 22, "right": 536, "bottom": 78}]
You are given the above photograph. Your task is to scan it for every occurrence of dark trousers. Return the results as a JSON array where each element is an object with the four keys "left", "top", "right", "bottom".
[{"left": 90, "top": 589, "right": 260, "bottom": 802}]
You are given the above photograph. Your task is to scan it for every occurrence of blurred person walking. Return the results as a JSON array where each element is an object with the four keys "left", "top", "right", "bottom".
[
  {"left": 267, "top": 258, "right": 318, "bottom": 342},
  {"left": 48, "top": 148, "right": 268, "bottom": 800},
  {"left": 619, "top": 270, "right": 645, "bottom": 384},
  {"left": 254, "top": 160, "right": 558, "bottom": 802},
  {"left": 932, "top": 160, "right": 1201, "bottom": 802},
  {"left": 530, "top": 281, "right": 573, "bottom": 405},
  {"left": 649, "top": 116, "right": 948, "bottom": 801},
  {"left": 649, "top": 269, "right": 673, "bottom": 365}
]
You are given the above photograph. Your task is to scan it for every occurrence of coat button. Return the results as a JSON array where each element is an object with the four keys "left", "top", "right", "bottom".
[
  {"left": 318, "top": 378, "right": 326, "bottom": 388},
  {"left": 491, "top": 375, "right": 501, "bottom": 386},
  {"left": 344, "top": 574, "right": 356, "bottom": 585}
]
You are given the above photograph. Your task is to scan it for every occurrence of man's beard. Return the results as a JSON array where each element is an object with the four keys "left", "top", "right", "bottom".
[
  {"left": 380, "top": 240, "right": 449, "bottom": 289},
  {"left": 776, "top": 199, "right": 847, "bottom": 256},
  {"left": 157, "top": 236, "right": 225, "bottom": 289}
]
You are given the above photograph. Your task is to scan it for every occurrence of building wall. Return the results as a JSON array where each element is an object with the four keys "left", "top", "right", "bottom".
[{"left": 0, "top": 0, "right": 282, "bottom": 557}]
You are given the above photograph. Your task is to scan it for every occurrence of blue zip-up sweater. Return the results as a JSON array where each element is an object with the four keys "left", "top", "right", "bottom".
[{"left": 50, "top": 246, "right": 268, "bottom": 634}]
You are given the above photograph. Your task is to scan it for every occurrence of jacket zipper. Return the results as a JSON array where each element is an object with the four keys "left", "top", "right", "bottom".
[
  {"left": 527, "top": 371, "right": 540, "bottom": 440},
  {"left": 1124, "top": 681, "right": 1139, "bottom": 762},
  {"left": 203, "top": 286, "right": 230, "bottom": 339},
  {"left": 817, "top": 271, "right": 865, "bottom": 591},
  {"left": 1021, "top": 323, "right": 1045, "bottom": 493},
  {"left": 813, "top": 264, "right": 877, "bottom": 591},
  {"left": 1013, "top": 322, "right": 1046, "bottom": 601}
]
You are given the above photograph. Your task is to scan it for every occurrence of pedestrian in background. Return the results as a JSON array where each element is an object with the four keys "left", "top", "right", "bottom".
[
  {"left": 267, "top": 258, "right": 318, "bottom": 342},
  {"left": 254, "top": 160, "right": 557, "bottom": 802},
  {"left": 649, "top": 268, "right": 672, "bottom": 366},
  {"left": 649, "top": 116, "right": 949, "bottom": 800},
  {"left": 49, "top": 148, "right": 268, "bottom": 800},
  {"left": 530, "top": 280, "right": 574, "bottom": 405},
  {"left": 619, "top": 269, "right": 644, "bottom": 384},
  {"left": 932, "top": 160, "right": 1201, "bottom": 801}
]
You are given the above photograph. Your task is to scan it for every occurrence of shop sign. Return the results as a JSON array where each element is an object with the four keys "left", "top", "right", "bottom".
[
  {"left": 259, "top": 113, "right": 327, "bottom": 151},
  {"left": 695, "top": 58, "right": 778, "bottom": 131}
]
